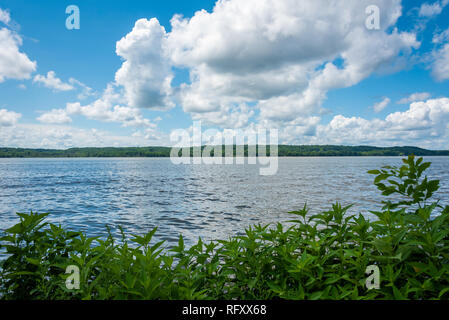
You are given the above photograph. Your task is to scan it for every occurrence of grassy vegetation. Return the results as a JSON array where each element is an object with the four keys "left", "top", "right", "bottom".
[
  {"left": 1, "top": 145, "right": 449, "bottom": 158},
  {"left": 0, "top": 155, "right": 448, "bottom": 300}
]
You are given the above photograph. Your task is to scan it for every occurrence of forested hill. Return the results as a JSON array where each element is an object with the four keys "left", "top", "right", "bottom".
[{"left": 1, "top": 145, "right": 449, "bottom": 158}]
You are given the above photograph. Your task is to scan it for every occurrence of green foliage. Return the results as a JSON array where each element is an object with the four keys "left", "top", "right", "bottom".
[
  {"left": 368, "top": 155, "right": 440, "bottom": 210},
  {"left": 1, "top": 155, "right": 448, "bottom": 300},
  {"left": 1, "top": 145, "right": 449, "bottom": 158}
]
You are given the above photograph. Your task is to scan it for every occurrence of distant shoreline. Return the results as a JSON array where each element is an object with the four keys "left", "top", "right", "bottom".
[{"left": 1, "top": 145, "right": 449, "bottom": 158}]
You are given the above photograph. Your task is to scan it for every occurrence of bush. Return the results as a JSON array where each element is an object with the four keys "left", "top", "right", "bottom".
[{"left": 1, "top": 155, "right": 448, "bottom": 300}]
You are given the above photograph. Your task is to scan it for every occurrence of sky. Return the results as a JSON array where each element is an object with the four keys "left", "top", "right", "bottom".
[{"left": 0, "top": 0, "right": 449, "bottom": 149}]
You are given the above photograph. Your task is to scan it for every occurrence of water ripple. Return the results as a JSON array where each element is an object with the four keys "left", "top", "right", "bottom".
[{"left": 0, "top": 157, "right": 448, "bottom": 246}]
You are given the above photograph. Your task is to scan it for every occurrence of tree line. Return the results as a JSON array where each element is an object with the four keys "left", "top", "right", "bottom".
[{"left": 1, "top": 145, "right": 449, "bottom": 158}]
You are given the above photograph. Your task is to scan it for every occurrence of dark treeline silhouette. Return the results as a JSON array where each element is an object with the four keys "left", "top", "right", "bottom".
[{"left": 1, "top": 145, "right": 449, "bottom": 158}]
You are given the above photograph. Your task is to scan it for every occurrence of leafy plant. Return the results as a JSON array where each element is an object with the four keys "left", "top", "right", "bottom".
[{"left": 1, "top": 155, "right": 448, "bottom": 300}]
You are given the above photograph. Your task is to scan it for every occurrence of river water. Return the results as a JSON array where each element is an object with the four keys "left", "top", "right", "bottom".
[{"left": 1, "top": 157, "right": 448, "bottom": 246}]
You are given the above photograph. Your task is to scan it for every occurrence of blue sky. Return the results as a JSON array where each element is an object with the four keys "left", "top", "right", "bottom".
[{"left": 1, "top": 0, "right": 449, "bottom": 149}]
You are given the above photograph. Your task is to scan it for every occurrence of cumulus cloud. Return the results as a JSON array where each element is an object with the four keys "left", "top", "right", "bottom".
[
  {"left": 68, "top": 78, "right": 96, "bottom": 100},
  {"left": 79, "top": 0, "right": 416, "bottom": 129},
  {"left": 33, "top": 71, "right": 97, "bottom": 99},
  {"left": 163, "top": 97, "right": 449, "bottom": 149},
  {"left": 58, "top": 0, "right": 420, "bottom": 133},
  {"left": 38, "top": 84, "right": 157, "bottom": 128},
  {"left": 312, "top": 98, "right": 449, "bottom": 149},
  {"left": 161, "top": 0, "right": 418, "bottom": 126},
  {"left": 115, "top": 18, "right": 174, "bottom": 110},
  {"left": 0, "top": 27, "right": 36, "bottom": 82},
  {"left": 66, "top": 85, "right": 156, "bottom": 128},
  {"left": 0, "top": 124, "right": 169, "bottom": 149},
  {"left": 429, "top": 26, "right": 449, "bottom": 82},
  {"left": 431, "top": 43, "right": 449, "bottom": 81},
  {"left": 0, "top": 108, "right": 21, "bottom": 126},
  {"left": 432, "top": 28, "right": 449, "bottom": 44},
  {"left": 33, "top": 71, "right": 74, "bottom": 91},
  {"left": 190, "top": 103, "right": 255, "bottom": 128},
  {"left": 419, "top": 2, "right": 443, "bottom": 17},
  {"left": 52, "top": 18, "right": 172, "bottom": 128},
  {"left": 12, "top": 0, "right": 448, "bottom": 149},
  {"left": 12, "top": 97, "right": 449, "bottom": 150},
  {"left": 386, "top": 98, "right": 449, "bottom": 131},
  {"left": 419, "top": 0, "right": 448, "bottom": 17},
  {"left": 372, "top": 97, "right": 391, "bottom": 113},
  {"left": 37, "top": 109, "right": 72, "bottom": 124},
  {"left": 398, "top": 92, "right": 431, "bottom": 104},
  {"left": 0, "top": 8, "right": 10, "bottom": 25}
]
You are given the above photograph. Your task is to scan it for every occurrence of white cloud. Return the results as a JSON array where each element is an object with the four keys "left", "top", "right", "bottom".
[
  {"left": 39, "top": 83, "right": 157, "bottom": 128},
  {"left": 163, "top": 97, "right": 449, "bottom": 149},
  {"left": 58, "top": 0, "right": 420, "bottom": 133},
  {"left": 15, "top": 0, "right": 448, "bottom": 149},
  {"left": 310, "top": 98, "right": 449, "bottom": 149},
  {"left": 431, "top": 43, "right": 449, "bottom": 81},
  {"left": 190, "top": 103, "right": 255, "bottom": 128},
  {"left": 0, "top": 8, "right": 10, "bottom": 25},
  {"left": 0, "top": 124, "right": 169, "bottom": 149},
  {"left": 372, "top": 97, "right": 391, "bottom": 113},
  {"left": 430, "top": 26, "right": 449, "bottom": 82},
  {"left": 398, "top": 92, "right": 431, "bottom": 104},
  {"left": 162, "top": 0, "right": 418, "bottom": 126},
  {"left": 0, "top": 108, "right": 21, "bottom": 126},
  {"left": 77, "top": 0, "right": 416, "bottom": 130},
  {"left": 0, "top": 27, "right": 36, "bottom": 82},
  {"left": 49, "top": 18, "right": 172, "bottom": 129},
  {"left": 33, "top": 71, "right": 74, "bottom": 91},
  {"left": 419, "top": 2, "right": 444, "bottom": 17},
  {"left": 37, "top": 109, "right": 72, "bottom": 124},
  {"left": 432, "top": 28, "right": 449, "bottom": 44},
  {"left": 68, "top": 78, "right": 96, "bottom": 100},
  {"left": 66, "top": 84, "right": 156, "bottom": 127},
  {"left": 33, "top": 71, "right": 96, "bottom": 97},
  {"left": 386, "top": 98, "right": 449, "bottom": 132},
  {"left": 115, "top": 18, "right": 174, "bottom": 110},
  {"left": 11, "top": 96, "right": 449, "bottom": 150}
]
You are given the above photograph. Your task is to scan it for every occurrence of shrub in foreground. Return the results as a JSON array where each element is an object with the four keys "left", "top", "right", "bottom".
[{"left": 0, "top": 155, "right": 448, "bottom": 300}]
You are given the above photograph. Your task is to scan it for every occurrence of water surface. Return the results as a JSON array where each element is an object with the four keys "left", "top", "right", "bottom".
[{"left": 1, "top": 157, "right": 448, "bottom": 246}]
